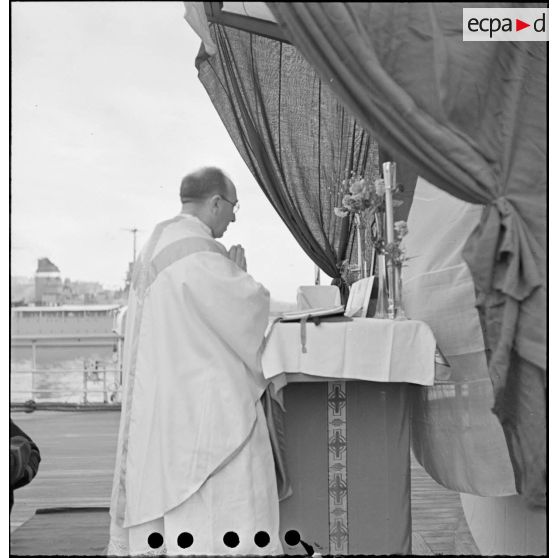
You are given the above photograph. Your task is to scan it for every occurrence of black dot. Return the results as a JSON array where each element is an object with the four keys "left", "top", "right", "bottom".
[
  {"left": 147, "top": 532, "right": 164, "bottom": 549},
  {"left": 223, "top": 531, "right": 240, "bottom": 548},
  {"left": 254, "top": 531, "right": 270, "bottom": 548},
  {"left": 177, "top": 532, "right": 193, "bottom": 549},
  {"left": 284, "top": 529, "right": 300, "bottom": 546}
]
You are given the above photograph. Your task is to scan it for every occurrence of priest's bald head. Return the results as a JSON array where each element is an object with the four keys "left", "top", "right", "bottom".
[{"left": 180, "top": 167, "right": 239, "bottom": 239}]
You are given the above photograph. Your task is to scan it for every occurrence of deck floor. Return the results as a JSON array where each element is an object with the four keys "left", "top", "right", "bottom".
[{"left": 10, "top": 409, "right": 479, "bottom": 555}]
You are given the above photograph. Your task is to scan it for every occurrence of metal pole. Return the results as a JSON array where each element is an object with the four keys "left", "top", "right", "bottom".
[
  {"left": 103, "top": 367, "right": 108, "bottom": 404},
  {"left": 83, "top": 365, "right": 88, "bottom": 404},
  {"left": 31, "top": 340, "right": 37, "bottom": 400},
  {"left": 118, "top": 338, "right": 123, "bottom": 385},
  {"left": 314, "top": 265, "right": 321, "bottom": 286}
]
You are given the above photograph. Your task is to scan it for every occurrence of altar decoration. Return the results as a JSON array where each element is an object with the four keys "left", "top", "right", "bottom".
[
  {"left": 334, "top": 172, "right": 385, "bottom": 281},
  {"left": 379, "top": 162, "right": 408, "bottom": 319},
  {"left": 345, "top": 276, "right": 375, "bottom": 317},
  {"left": 334, "top": 165, "right": 408, "bottom": 319},
  {"left": 392, "top": 220, "right": 409, "bottom": 319},
  {"left": 262, "top": 318, "right": 437, "bottom": 553}
]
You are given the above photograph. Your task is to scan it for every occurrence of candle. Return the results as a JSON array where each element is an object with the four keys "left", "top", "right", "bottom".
[{"left": 382, "top": 162, "right": 396, "bottom": 243}]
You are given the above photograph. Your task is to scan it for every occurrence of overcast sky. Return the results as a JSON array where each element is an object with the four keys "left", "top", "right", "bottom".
[{"left": 10, "top": 1, "right": 320, "bottom": 301}]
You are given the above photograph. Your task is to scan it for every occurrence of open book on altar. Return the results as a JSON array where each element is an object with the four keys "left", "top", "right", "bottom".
[
  {"left": 279, "top": 277, "right": 376, "bottom": 322},
  {"left": 280, "top": 305, "right": 346, "bottom": 322}
]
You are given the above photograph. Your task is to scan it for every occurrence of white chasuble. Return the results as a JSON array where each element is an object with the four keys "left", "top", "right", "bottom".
[{"left": 108, "top": 214, "right": 282, "bottom": 556}]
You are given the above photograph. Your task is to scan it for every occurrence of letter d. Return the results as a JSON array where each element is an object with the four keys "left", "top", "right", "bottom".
[{"left": 534, "top": 13, "right": 545, "bottom": 32}]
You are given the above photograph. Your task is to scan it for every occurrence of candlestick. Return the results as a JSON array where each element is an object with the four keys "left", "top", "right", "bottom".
[
  {"left": 354, "top": 212, "right": 367, "bottom": 279},
  {"left": 382, "top": 162, "right": 397, "bottom": 319},
  {"left": 356, "top": 213, "right": 363, "bottom": 276},
  {"left": 373, "top": 211, "right": 388, "bottom": 318}
]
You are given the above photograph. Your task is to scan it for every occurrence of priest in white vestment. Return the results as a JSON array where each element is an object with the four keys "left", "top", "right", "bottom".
[{"left": 107, "top": 168, "right": 282, "bottom": 556}]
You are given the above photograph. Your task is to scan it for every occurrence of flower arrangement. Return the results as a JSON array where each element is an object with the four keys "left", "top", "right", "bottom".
[
  {"left": 334, "top": 165, "right": 410, "bottom": 320},
  {"left": 333, "top": 173, "right": 386, "bottom": 219},
  {"left": 334, "top": 172, "right": 408, "bottom": 269},
  {"left": 373, "top": 219, "right": 409, "bottom": 267}
]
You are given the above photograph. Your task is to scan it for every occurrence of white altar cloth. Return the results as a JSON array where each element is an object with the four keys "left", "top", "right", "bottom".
[{"left": 262, "top": 317, "right": 436, "bottom": 389}]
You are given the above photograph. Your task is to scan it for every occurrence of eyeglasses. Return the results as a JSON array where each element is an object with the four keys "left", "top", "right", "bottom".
[{"left": 219, "top": 195, "right": 240, "bottom": 214}]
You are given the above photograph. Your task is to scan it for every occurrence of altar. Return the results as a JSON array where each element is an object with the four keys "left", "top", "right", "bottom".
[{"left": 262, "top": 317, "right": 436, "bottom": 555}]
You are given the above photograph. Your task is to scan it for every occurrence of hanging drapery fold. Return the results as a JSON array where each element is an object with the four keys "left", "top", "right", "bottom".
[
  {"left": 462, "top": 198, "right": 543, "bottom": 302},
  {"left": 195, "top": 23, "right": 380, "bottom": 299},
  {"left": 267, "top": 2, "right": 547, "bottom": 506}
]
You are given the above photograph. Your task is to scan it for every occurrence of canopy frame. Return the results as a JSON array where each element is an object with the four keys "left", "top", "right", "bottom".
[{"left": 203, "top": 2, "right": 290, "bottom": 43}]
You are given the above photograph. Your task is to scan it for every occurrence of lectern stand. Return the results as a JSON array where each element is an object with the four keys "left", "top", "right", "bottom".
[
  {"left": 262, "top": 318, "right": 436, "bottom": 555},
  {"left": 278, "top": 381, "right": 411, "bottom": 555}
]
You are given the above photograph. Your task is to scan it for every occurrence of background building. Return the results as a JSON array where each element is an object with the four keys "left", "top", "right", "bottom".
[
  {"left": 34, "top": 258, "right": 62, "bottom": 306},
  {"left": 12, "top": 258, "right": 127, "bottom": 307}
]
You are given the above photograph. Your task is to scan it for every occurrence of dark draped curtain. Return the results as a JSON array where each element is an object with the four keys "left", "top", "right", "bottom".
[
  {"left": 267, "top": 2, "right": 547, "bottom": 507},
  {"left": 196, "top": 25, "right": 380, "bottom": 299}
]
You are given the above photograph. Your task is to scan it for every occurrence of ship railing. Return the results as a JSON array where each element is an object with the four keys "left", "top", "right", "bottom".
[{"left": 10, "top": 367, "right": 122, "bottom": 405}]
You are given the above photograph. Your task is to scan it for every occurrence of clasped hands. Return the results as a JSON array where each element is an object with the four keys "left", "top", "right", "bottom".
[{"left": 227, "top": 244, "right": 247, "bottom": 272}]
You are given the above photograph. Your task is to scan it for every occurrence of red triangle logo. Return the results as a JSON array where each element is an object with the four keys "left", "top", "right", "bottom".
[{"left": 516, "top": 19, "right": 530, "bottom": 31}]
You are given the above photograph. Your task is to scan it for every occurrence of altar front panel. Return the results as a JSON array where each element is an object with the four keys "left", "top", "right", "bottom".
[{"left": 279, "top": 381, "right": 411, "bottom": 555}]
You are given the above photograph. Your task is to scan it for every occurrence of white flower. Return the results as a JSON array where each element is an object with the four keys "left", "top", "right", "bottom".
[
  {"left": 374, "top": 178, "right": 385, "bottom": 196},
  {"left": 334, "top": 207, "right": 349, "bottom": 218}
]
